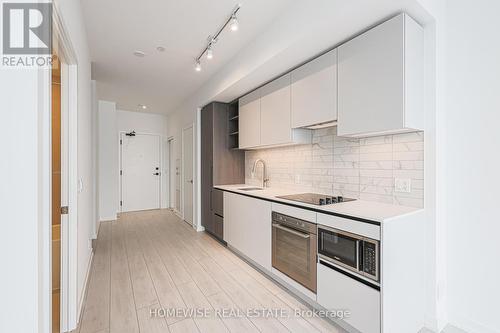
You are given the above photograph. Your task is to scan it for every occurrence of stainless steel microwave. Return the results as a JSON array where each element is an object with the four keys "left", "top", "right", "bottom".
[{"left": 317, "top": 225, "right": 379, "bottom": 282}]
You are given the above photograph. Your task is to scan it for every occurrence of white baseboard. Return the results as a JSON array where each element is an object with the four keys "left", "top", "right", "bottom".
[
  {"left": 447, "top": 313, "right": 496, "bottom": 333},
  {"left": 173, "top": 209, "right": 182, "bottom": 219},
  {"left": 92, "top": 219, "right": 101, "bottom": 239},
  {"left": 74, "top": 250, "right": 94, "bottom": 330},
  {"left": 99, "top": 215, "right": 117, "bottom": 222}
]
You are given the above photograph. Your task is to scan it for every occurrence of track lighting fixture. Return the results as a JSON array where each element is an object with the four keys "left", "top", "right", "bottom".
[{"left": 194, "top": 4, "right": 241, "bottom": 71}]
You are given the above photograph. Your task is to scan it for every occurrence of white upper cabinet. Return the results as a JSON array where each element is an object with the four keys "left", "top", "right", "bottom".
[
  {"left": 239, "top": 89, "right": 261, "bottom": 149},
  {"left": 260, "top": 74, "right": 292, "bottom": 146},
  {"left": 239, "top": 76, "right": 310, "bottom": 150},
  {"left": 291, "top": 49, "right": 337, "bottom": 128},
  {"left": 337, "top": 13, "right": 424, "bottom": 137}
]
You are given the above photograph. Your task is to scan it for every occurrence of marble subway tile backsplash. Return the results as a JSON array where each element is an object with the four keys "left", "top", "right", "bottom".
[{"left": 245, "top": 128, "right": 424, "bottom": 208}]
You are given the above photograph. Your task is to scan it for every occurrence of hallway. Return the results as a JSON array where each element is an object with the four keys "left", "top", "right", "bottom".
[{"left": 75, "top": 210, "right": 344, "bottom": 333}]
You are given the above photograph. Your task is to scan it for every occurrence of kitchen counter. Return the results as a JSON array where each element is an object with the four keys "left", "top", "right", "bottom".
[{"left": 214, "top": 184, "right": 423, "bottom": 223}]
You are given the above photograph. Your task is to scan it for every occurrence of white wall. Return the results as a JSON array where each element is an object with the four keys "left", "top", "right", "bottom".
[
  {"left": 91, "top": 80, "right": 99, "bottom": 237},
  {"left": 98, "top": 101, "right": 119, "bottom": 221},
  {"left": 443, "top": 1, "right": 500, "bottom": 332},
  {"left": 0, "top": 0, "right": 94, "bottom": 331},
  {"left": 0, "top": 63, "right": 51, "bottom": 333}
]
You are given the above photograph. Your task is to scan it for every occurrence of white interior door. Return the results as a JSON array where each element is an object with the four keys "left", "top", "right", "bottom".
[
  {"left": 182, "top": 126, "right": 194, "bottom": 225},
  {"left": 175, "top": 158, "right": 181, "bottom": 212},
  {"left": 121, "top": 133, "right": 161, "bottom": 212},
  {"left": 167, "top": 140, "right": 175, "bottom": 209}
]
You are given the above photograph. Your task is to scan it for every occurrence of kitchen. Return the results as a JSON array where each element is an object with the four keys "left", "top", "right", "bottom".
[
  {"left": 201, "top": 13, "right": 425, "bottom": 333},
  {"left": 5, "top": 0, "right": 500, "bottom": 332}
]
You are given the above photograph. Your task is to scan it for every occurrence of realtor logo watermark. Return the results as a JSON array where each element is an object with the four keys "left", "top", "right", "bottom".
[{"left": 2, "top": 2, "right": 52, "bottom": 66}]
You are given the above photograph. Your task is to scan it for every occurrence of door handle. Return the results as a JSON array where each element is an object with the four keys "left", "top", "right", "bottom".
[
  {"left": 272, "top": 223, "right": 310, "bottom": 239},
  {"left": 153, "top": 172, "right": 160, "bottom": 176},
  {"left": 187, "top": 179, "right": 193, "bottom": 184}
]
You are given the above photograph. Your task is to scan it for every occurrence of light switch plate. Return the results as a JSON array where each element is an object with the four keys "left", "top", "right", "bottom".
[{"left": 395, "top": 178, "right": 411, "bottom": 193}]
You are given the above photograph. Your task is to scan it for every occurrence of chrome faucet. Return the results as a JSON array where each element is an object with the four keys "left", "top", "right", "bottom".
[{"left": 252, "top": 159, "right": 269, "bottom": 188}]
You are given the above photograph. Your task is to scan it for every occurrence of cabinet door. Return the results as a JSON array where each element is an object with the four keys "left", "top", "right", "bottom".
[
  {"left": 239, "top": 90, "right": 261, "bottom": 149},
  {"left": 223, "top": 192, "right": 272, "bottom": 271},
  {"left": 211, "top": 188, "right": 223, "bottom": 217},
  {"left": 291, "top": 49, "right": 337, "bottom": 128},
  {"left": 337, "top": 14, "right": 404, "bottom": 136},
  {"left": 260, "top": 74, "right": 292, "bottom": 146},
  {"left": 213, "top": 213, "right": 223, "bottom": 240},
  {"left": 317, "top": 261, "right": 380, "bottom": 333}
]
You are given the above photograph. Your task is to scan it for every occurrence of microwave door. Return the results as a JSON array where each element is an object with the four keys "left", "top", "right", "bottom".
[{"left": 318, "top": 228, "right": 359, "bottom": 271}]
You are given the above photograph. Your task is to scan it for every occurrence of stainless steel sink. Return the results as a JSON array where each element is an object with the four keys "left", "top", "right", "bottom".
[{"left": 237, "top": 187, "right": 264, "bottom": 191}]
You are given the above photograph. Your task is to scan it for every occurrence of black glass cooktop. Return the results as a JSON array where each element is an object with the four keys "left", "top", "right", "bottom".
[{"left": 276, "top": 193, "right": 355, "bottom": 206}]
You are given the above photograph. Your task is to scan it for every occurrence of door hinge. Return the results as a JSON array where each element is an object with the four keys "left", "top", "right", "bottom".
[
  {"left": 120, "top": 139, "right": 122, "bottom": 145},
  {"left": 61, "top": 206, "right": 69, "bottom": 215},
  {"left": 120, "top": 201, "right": 123, "bottom": 206},
  {"left": 120, "top": 170, "right": 122, "bottom": 176}
]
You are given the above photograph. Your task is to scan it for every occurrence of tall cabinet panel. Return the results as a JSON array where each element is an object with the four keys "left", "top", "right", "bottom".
[
  {"left": 201, "top": 105, "right": 214, "bottom": 234},
  {"left": 201, "top": 102, "right": 245, "bottom": 241}
]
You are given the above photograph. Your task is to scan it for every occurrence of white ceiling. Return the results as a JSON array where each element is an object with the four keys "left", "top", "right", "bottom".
[{"left": 82, "top": 0, "right": 291, "bottom": 113}]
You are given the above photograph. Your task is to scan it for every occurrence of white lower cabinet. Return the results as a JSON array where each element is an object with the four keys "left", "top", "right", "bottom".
[
  {"left": 317, "top": 262, "right": 380, "bottom": 333},
  {"left": 223, "top": 192, "right": 272, "bottom": 271}
]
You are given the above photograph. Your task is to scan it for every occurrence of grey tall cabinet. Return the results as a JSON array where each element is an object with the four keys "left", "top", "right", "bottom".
[{"left": 201, "top": 102, "right": 244, "bottom": 241}]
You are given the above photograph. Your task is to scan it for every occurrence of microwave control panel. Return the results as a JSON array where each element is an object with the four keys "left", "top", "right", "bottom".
[{"left": 362, "top": 241, "right": 378, "bottom": 278}]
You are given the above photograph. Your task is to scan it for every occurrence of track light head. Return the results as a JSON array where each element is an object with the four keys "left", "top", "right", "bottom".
[
  {"left": 194, "top": 60, "right": 202, "bottom": 72},
  {"left": 230, "top": 15, "right": 239, "bottom": 32},
  {"left": 206, "top": 46, "right": 213, "bottom": 60}
]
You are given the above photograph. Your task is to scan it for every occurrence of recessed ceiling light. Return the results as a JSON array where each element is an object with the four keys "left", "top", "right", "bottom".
[
  {"left": 138, "top": 104, "right": 147, "bottom": 110},
  {"left": 156, "top": 46, "right": 165, "bottom": 52},
  {"left": 133, "top": 50, "right": 146, "bottom": 57}
]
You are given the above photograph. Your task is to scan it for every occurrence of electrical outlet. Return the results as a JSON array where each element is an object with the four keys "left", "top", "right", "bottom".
[{"left": 395, "top": 178, "right": 411, "bottom": 193}]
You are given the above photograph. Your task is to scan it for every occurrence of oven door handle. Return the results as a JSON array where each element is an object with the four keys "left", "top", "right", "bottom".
[{"left": 272, "top": 223, "right": 310, "bottom": 239}]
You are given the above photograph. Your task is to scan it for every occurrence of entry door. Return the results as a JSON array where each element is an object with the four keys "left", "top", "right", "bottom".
[
  {"left": 121, "top": 133, "right": 161, "bottom": 212},
  {"left": 182, "top": 126, "right": 194, "bottom": 224}
]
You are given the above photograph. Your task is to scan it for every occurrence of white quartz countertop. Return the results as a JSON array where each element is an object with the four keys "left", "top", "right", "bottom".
[{"left": 214, "top": 184, "right": 423, "bottom": 223}]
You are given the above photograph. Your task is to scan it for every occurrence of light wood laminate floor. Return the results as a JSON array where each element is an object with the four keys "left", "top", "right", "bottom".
[{"left": 73, "top": 209, "right": 346, "bottom": 333}]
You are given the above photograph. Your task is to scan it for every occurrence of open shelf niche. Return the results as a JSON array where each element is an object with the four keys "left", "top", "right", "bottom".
[{"left": 228, "top": 100, "right": 240, "bottom": 149}]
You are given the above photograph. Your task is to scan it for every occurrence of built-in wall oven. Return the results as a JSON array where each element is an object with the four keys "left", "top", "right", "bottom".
[
  {"left": 272, "top": 212, "right": 317, "bottom": 292},
  {"left": 317, "top": 225, "right": 379, "bottom": 283}
]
